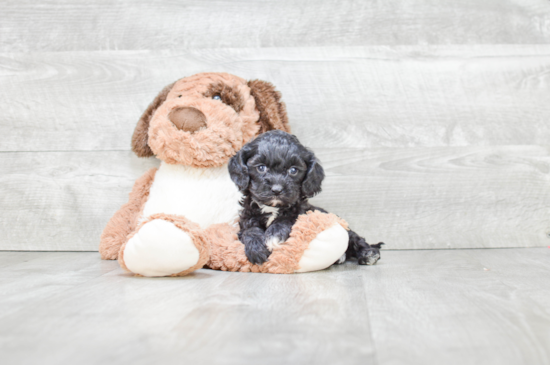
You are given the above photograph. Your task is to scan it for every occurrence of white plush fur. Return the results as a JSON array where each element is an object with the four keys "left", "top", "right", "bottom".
[
  {"left": 141, "top": 162, "right": 243, "bottom": 227},
  {"left": 296, "top": 224, "right": 348, "bottom": 273},
  {"left": 124, "top": 219, "right": 200, "bottom": 277}
]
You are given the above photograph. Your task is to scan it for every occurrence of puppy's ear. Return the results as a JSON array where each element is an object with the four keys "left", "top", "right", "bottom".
[
  {"left": 229, "top": 144, "right": 254, "bottom": 192},
  {"left": 302, "top": 155, "right": 325, "bottom": 198},
  {"left": 248, "top": 80, "right": 291, "bottom": 134},
  {"left": 131, "top": 81, "right": 176, "bottom": 157}
]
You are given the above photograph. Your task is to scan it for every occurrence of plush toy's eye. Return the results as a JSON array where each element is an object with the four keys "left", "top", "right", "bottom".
[
  {"left": 288, "top": 167, "right": 298, "bottom": 176},
  {"left": 257, "top": 165, "right": 267, "bottom": 173},
  {"left": 212, "top": 94, "right": 222, "bottom": 101}
]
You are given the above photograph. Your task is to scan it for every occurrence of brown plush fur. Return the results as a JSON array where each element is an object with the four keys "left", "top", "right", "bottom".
[
  {"left": 133, "top": 73, "right": 291, "bottom": 168},
  {"left": 118, "top": 213, "right": 211, "bottom": 276},
  {"left": 99, "top": 168, "right": 157, "bottom": 259},
  {"left": 132, "top": 83, "right": 175, "bottom": 158},
  {"left": 101, "top": 72, "right": 349, "bottom": 276},
  {"left": 205, "top": 210, "right": 348, "bottom": 274},
  {"left": 248, "top": 79, "right": 291, "bottom": 134},
  {"left": 205, "top": 81, "right": 245, "bottom": 113},
  {"left": 148, "top": 73, "right": 259, "bottom": 167}
]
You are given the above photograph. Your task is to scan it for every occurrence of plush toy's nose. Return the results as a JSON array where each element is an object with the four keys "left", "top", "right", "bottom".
[{"left": 168, "top": 107, "right": 207, "bottom": 133}]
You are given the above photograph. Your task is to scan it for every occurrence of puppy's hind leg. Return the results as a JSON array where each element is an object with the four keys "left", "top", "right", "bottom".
[
  {"left": 334, "top": 253, "right": 347, "bottom": 265},
  {"left": 348, "top": 230, "right": 384, "bottom": 265}
]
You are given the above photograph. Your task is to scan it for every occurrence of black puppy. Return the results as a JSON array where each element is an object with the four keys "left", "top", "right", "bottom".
[{"left": 228, "top": 130, "right": 383, "bottom": 266}]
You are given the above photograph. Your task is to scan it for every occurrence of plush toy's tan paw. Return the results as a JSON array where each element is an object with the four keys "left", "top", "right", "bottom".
[
  {"left": 259, "top": 210, "right": 349, "bottom": 274},
  {"left": 119, "top": 215, "right": 209, "bottom": 277},
  {"left": 295, "top": 223, "right": 348, "bottom": 273}
]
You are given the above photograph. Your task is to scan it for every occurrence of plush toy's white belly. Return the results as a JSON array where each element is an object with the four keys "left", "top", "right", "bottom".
[{"left": 141, "top": 162, "right": 242, "bottom": 228}]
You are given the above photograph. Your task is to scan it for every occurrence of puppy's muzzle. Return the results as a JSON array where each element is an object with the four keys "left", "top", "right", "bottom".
[
  {"left": 271, "top": 184, "right": 283, "bottom": 196},
  {"left": 169, "top": 107, "right": 207, "bottom": 133}
]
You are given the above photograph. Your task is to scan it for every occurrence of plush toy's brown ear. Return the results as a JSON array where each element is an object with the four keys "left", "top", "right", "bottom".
[
  {"left": 248, "top": 80, "right": 291, "bottom": 134},
  {"left": 131, "top": 82, "right": 175, "bottom": 157}
]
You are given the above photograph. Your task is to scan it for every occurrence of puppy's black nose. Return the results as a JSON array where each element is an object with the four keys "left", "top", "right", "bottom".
[{"left": 271, "top": 184, "right": 283, "bottom": 195}]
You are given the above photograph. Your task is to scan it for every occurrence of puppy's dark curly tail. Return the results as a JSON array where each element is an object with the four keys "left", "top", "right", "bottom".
[{"left": 371, "top": 242, "right": 385, "bottom": 249}]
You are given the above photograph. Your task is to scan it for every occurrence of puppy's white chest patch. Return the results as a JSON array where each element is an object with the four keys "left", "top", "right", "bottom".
[
  {"left": 259, "top": 203, "right": 279, "bottom": 227},
  {"left": 141, "top": 162, "right": 242, "bottom": 228}
]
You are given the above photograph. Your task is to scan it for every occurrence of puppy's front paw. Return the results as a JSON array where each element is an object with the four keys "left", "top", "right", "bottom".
[
  {"left": 264, "top": 224, "right": 291, "bottom": 251},
  {"left": 357, "top": 242, "right": 384, "bottom": 265},
  {"left": 245, "top": 237, "right": 272, "bottom": 265},
  {"left": 264, "top": 233, "right": 286, "bottom": 251}
]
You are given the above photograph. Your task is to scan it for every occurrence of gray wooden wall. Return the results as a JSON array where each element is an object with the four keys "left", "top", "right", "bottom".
[{"left": 2, "top": 0, "right": 550, "bottom": 251}]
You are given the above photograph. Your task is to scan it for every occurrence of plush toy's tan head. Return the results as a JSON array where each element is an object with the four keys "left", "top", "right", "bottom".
[{"left": 131, "top": 72, "right": 290, "bottom": 167}]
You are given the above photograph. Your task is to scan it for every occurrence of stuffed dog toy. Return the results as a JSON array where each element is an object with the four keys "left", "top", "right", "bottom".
[{"left": 99, "top": 72, "right": 351, "bottom": 276}]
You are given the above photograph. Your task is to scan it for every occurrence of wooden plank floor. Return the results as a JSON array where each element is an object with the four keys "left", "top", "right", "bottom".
[{"left": 1, "top": 249, "right": 549, "bottom": 365}]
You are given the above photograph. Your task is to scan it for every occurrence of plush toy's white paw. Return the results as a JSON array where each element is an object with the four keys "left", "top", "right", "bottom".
[
  {"left": 295, "top": 224, "right": 348, "bottom": 273},
  {"left": 123, "top": 219, "right": 200, "bottom": 277}
]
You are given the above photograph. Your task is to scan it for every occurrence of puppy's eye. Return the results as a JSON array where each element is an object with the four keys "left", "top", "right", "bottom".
[
  {"left": 288, "top": 167, "right": 298, "bottom": 176},
  {"left": 212, "top": 94, "right": 222, "bottom": 101},
  {"left": 257, "top": 165, "right": 267, "bottom": 173}
]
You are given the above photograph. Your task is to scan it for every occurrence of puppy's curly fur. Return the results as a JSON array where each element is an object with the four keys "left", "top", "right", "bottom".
[{"left": 229, "top": 130, "right": 383, "bottom": 266}]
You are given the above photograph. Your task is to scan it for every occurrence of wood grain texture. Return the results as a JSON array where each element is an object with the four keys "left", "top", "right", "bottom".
[
  {"left": 364, "top": 248, "right": 550, "bottom": 365},
  {"left": 2, "top": 46, "right": 550, "bottom": 152},
  {"left": 2, "top": 146, "right": 549, "bottom": 251},
  {"left": 1, "top": 0, "right": 550, "bottom": 52},
  {"left": 0, "top": 252, "right": 375, "bottom": 365},
  {"left": 312, "top": 146, "right": 550, "bottom": 250},
  {"left": 1, "top": 249, "right": 549, "bottom": 365},
  {"left": 0, "top": 251, "right": 49, "bottom": 269},
  {"left": 2, "top": 3, "right": 549, "bottom": 253},
  {"left": 0, "top": 151, "right": 159, "bottom": 251}
]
